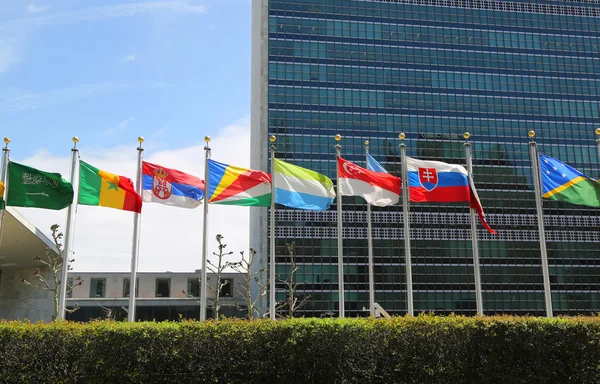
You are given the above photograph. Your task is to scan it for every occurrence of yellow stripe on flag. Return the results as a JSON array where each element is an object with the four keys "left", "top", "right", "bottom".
[
  {"left": 98, "top": 171, "right": 126, "bottom": 210},
  {"left": 543, "top": 176, "right": 586, "bottom": 198},
  {"left": 211, "top": 165, "right": 248, "bottom": 201},
  {"left": 0, "top": 181, "right": 4, "bottom": 197}
]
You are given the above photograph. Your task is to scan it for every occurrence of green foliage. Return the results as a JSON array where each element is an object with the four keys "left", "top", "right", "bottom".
[{"left": 1, "top": 315, "right": 600, "bottom": 383}]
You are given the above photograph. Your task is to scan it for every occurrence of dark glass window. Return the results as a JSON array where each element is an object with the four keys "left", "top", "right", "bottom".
[
  {"left": 155, "top": 278, "right": 171, "bottom": 298},
  {"left": 90, "top": 278, "right": 106, "bottom": 298}
]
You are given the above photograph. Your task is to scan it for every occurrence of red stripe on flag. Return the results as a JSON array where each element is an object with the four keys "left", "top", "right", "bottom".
[
  {"left": 118, "top": 176, "right": 142, "bottom": 213},
  {"left": 210, "top": 170, "right": 271, "bottom": 203},
  {"left": 337, "top": 156, "right": 401, "bottom": 193},
  {"left": 409, "top": 186, "right": 470, "bottom": 203}
]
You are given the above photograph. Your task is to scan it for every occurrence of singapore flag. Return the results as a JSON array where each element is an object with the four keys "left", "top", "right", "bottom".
[{"left": 337, "top": 156, "right": 401, "bottom": 207}]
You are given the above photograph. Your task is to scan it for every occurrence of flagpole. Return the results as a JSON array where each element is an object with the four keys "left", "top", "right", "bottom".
[
  {"left": 398, "top": 133, "right": 414, "bottom": 316},
  {"left": 0, "top": 137, "right": 11, "bottom": 248},
  {"left": 463, "top": 132, "right": 484, "bottom": 316},
  {"left": 365, "top": 141, "right": 375, "bottom": 317},
  {"left": 200, "top": 136, "right": 211, "bottom": 321},
  {"left": 127, "top": 137, "right": 144, "bottom": 322},
  {"left": 269, "top": 135, "right": 276, "bottom": 320},
  {"left": 528, "top": 130, "right": 553, "bottom": 318},
  {"left": 334, "top": 134, "right": 345, "bottom": 318},
  {"left": 57, "top": 137, "right": 79, "bottom": 320}
]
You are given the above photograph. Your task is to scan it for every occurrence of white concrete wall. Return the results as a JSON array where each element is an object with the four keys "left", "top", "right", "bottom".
[{"left": 0, "top": 266, "right": 54, "bottom": 321}]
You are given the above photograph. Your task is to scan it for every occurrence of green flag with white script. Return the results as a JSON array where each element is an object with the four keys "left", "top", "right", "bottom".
[{"left": 7, "top": 162, "right": 73, "bottom": 210}]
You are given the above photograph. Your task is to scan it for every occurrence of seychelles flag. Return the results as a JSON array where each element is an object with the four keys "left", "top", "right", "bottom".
[
  {"left": 406, "top": 157, "right": 496, "bottom": 234},
  {"left": 142, "top": 161, "right": 204, "bottom": 209}
]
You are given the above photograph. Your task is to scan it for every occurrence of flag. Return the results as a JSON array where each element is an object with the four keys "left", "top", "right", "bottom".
[
  {"left": 406, "top": 157, "right": 496, "bottom": 234},
  {"left": 274, "top": 158, "right": 335, "bottom": 210},
  {"left": 367, "top": 153, "right": 389, "bottom": 173},
  {"left": 208, "top": 159, "right": 271, "bottom": 206},
  {"left": 6, "top": 162, "right": 73, "bottom": 210},
  {"left": 0, "top": 181, "right": 4, "bottom": 209},
  {"left": 540, "top": 154, "right": 600, "bottom": 208},
  {"left": 338, "top": 156, "right": 400, "bottom": 206},
  {"left": 79, "top": 160, "right": 142, "bottom": 213},
  {"left": 142, "top": 161, "right": 204, "bottom": 208}
]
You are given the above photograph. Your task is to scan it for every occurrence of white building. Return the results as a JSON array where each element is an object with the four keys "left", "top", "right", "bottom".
[
  {"left": 0, "top": 208, "right": 58, "bottom": 321},
  {"left": 66, "top": 270, "right": 248, "bottom": 321}
]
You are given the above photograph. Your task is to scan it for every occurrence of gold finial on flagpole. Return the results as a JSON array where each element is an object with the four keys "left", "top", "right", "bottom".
[
  {"left": 270, "top": 135, "right": 276, "bottom": 143},
  {"left": 463, "top": 132, "right": 470, "bottom": 140},
  {"left": 204, "top": 136, "right": 210, "bottom": 143},
  {"left": 398, "top": 132, "right": 405, "bottom": 140},
  {"left": 3, "top": 137, "right": 10, "bottom": 147},
  {"left": 364, "top": 140, "right": 369, "bottom": 146},
  {"left": 595, "top": 128, "right": 600, "bottom": 136},
  {"left": 335, "top": 134, "right": 341, "bottom": 141},
  {"left": 528, "top": 130, "right": 535, "bottom": 138}
]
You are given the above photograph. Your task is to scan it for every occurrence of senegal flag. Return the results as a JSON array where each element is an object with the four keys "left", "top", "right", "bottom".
[
  {"left": 78, "top": 160, "right": 142, "bottom": 213},
  {"left": 0, "top": 181, "right": 5, "bottom": 209}
]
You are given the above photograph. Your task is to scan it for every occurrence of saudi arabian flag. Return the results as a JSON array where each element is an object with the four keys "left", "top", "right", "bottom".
[{"left": 6, "top": 162, "right": 74, "bottom": 210}]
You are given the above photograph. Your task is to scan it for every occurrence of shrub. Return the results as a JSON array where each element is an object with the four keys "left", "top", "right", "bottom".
[{"left": 0, "top": 315, "right": 599, "bottom": 383}]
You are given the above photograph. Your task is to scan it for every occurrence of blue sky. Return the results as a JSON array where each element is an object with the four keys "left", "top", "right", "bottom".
[
  {"left": 0, "top": 1, "right": 255, "bottom": 272},
  {"left": 0, "top": 0, "right": 251, "bottom": 155}
]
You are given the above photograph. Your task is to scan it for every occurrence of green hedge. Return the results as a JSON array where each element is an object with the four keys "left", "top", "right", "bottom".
[{"left": 1, "top": 315, "right": 599, "bottom": 383}]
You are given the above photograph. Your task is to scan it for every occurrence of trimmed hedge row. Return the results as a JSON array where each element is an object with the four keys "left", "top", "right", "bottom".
[{"left": 1, "top": 315, "right": 599, "bottom": 383}]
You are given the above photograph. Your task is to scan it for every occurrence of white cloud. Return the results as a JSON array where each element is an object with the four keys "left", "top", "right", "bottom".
[
  {"left": 124, "top": 55, "right": 136, "bottom": 62},
  {"left": 27, "top": 4, "right": 48, "bottom": 13},
  {"left": 0, "top": 82, "right": 168, "bottom": 113},
  {"left": 100, "top": 117, "right": 135, "bottom": 136},
  {"left": 14, "top": 117, "right": 253, "bottom": 273}
]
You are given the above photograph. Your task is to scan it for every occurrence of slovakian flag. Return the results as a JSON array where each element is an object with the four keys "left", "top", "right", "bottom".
[
  {"left": 406, "top": 156, "right": 496, "bottom": 234},
  {"left": 338, "top": 156, "right": 400, "bottom": 207},
  {"left": 142, "top": 161, "right": 204, "bottom": 209}
]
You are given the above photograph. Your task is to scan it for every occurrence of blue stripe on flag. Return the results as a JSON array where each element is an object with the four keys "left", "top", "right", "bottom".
[
  {"left": 408, "top": 171, "right": 468, "bottom": 188},
  {"left": 275, "top": 188, "right": 334, "bottom": 211},
  {"left": 367, "top": 154, "right": 388, "bottom": 173},
  {"left": 143, "top": 174, "right": 204, "bottom": 199}
]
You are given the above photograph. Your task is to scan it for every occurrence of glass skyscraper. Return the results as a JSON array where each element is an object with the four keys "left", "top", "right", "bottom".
[{"left": 250, "top": 0, "right": 600, "bottom": 317}]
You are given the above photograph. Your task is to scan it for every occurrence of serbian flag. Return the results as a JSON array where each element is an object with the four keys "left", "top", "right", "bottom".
[
  {"left": 406, "top": 157, "right": 496, "bottom": 234},
  {"left": 338, "top": 156, "right": 400, "bottom": 206},
  {"left": 142, "top": 161, "right": 204, "bottom": 209}
]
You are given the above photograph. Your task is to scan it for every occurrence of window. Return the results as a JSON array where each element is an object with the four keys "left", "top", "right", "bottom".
[
  {"left": 219, "top": 279, "right": 233, "bottom": 298},
  {"left": 123, "top": 277, "right": 139, "bottom": 298},
  {"left": 187, "top": 278, "right": 200, "bottom": 297},
  {"left": 155, "top": 278, "right": 171, "bottom": 298},
  {"left": 90, "top": 278, "right": 106, "bottom": 298}
]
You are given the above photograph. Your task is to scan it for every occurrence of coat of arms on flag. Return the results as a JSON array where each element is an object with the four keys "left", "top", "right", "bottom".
[
  {"left": 418, "top": 167, "right": 438, "bottom": 191},
  {"left": 151, "top": 168, "right": 172, "bottom": 200}
]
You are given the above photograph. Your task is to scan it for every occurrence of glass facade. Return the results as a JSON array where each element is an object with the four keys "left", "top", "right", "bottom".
[{"left": 252, "top": 0, "right": 600, "bottom": 316}]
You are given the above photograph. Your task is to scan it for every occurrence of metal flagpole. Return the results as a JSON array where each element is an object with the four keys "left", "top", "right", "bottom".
[
  {"left": 528, "top": 130, "right": 553, "bottom": 318},
  {"left": 365, "top": 140, "right": 375, "bottom": 317},
  {"left": 398, "top": 133, "right": 414, "bottom": 316},
  {"left": 334, "top": 134, "right": 345, "bottom": 318},
  {"left": 57, "top": 137, "right": 79, "bottom": 320},
  {"left": 269, "top": 135, "right": 277, "bottom": 320},
  {"left": 463, "top": 132, "right": 484, "bottom": 316},
  {"left": 0, "top": 137, "right": 11, "bottom": 248},
  {"left": 128, "top": 136, "right": 144, "bottom": 322},
  {"left": 200, "top": 136, "right": 211, "bottom": 321}
]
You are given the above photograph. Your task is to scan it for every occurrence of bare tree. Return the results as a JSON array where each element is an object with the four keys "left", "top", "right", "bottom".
[
  {"left": 21, "top": 224, "right": 82, "bottom": 320},
  {"left": 183, "top": 234, "right": 237, "bottom": 320},
  {"left": 230, "top": 248, "right": 268, "bottom": 320},
  {"left": 275, "top": 241, "right": 310, "bottom": 319}
]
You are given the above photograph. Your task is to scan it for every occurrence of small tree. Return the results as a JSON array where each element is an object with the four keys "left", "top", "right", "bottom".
[
  {"left": 275, "top": 241, "right": 310, "bottom": 319},
  {"left": 21, "top": 224, "right": 82, "bottom": 321},
  {"left": 183, "top": 234, "right": 237, "bottom": 320},
  {"left": 230, "top": 248, "right": 268, "bottom": 320}
]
